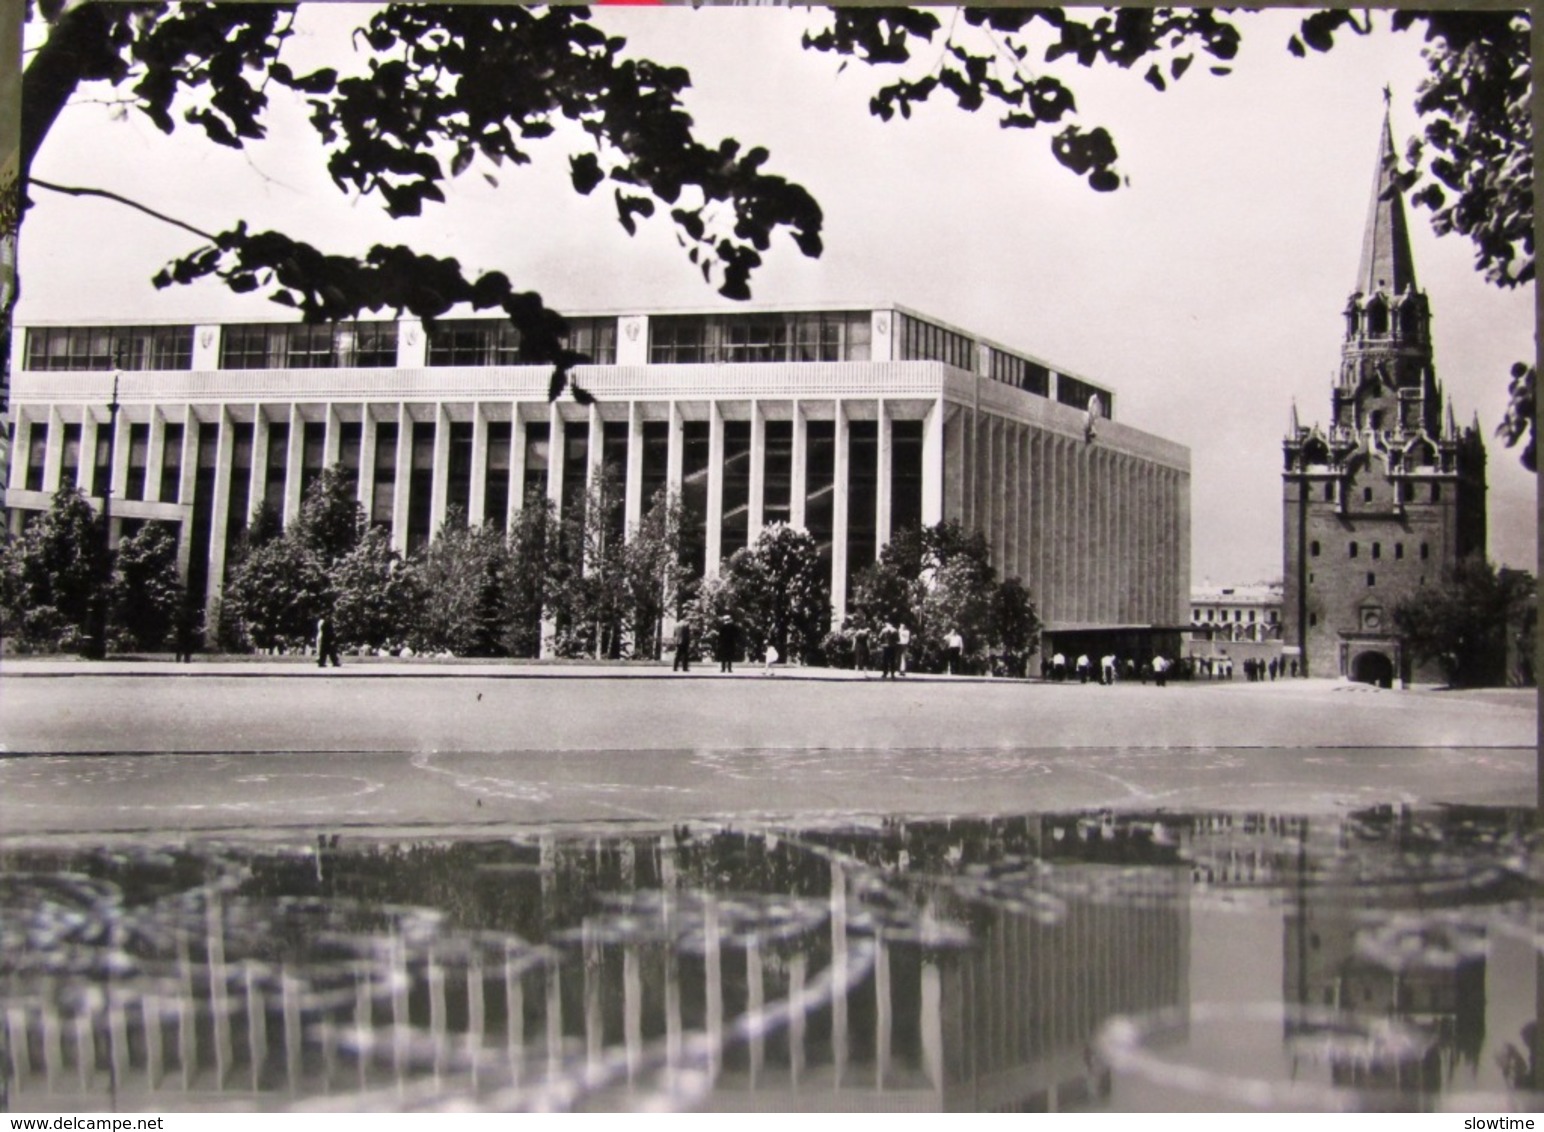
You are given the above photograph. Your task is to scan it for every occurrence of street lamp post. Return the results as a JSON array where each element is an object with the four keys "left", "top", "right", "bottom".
[{"left": 82, "top": 348, "right": 122, "bottom": 660}]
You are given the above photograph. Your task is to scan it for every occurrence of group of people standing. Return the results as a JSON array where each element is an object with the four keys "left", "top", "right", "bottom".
[
  {"left": 671, "top": 613, "right": 778, "bottom": 675},
  {"left": 1045, "top": 652, "right": 1171, "bottom": 686},
  {"left": 847, "top": 619, "right": 915, "bottom": 679}
]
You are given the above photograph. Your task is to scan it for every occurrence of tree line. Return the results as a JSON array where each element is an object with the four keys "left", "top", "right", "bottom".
[{"left": 1, "top": 471, "right": 1531, "bottom": 688}]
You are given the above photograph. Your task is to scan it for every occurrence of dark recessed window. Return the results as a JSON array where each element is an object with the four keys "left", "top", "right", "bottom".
[
  {"left": 1363, "top": 486, "right": 1373, "bottom": 503},
  {"left": 1324, "top": 483, "right": 1334, "bottom": 502},
  {"left": 1310, "top": 540, "right": 1320, "bottom": 557},
  {"left": 1367, "top": 572, "right": 1376, "bottom": 587},
  {"left": 1420, "top": 542, "right": 1430, "bottom": 560},
  {"left": 1372, "top": 542, "right": 1381, "bottom": 560},
  {"left": 1309, "top": 613, "right": 1318, "bottom": 627},
  {"left": 1432, "top": 483, "right": 1442, "bottom": 502},
  {"left": 1349, "top": 541, "right": 1359, "bottom": 559},
  {"left": 1395, "top": 543, "right": 1404, "bottom": 560}
]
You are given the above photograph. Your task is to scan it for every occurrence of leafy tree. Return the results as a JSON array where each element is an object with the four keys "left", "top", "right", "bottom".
[
  {"left": 108, "top": 520, "right": 183, "bottom": 651},
  {"left": 221, "top": 533, "right": 330, "bottom": 651},
  {"left": 331, "top": 524, "right": 420, "bottom": 653},
  {"left": 548, "top": 468, "right": 630, "bottom": 659},
  {"left": 723, "top": 522, "right": 830, "bottom": 663},
  {"left": 989, "top": 576, "right": 1042, "bottom": 677},
  {"left": 503, "top": 494, "right": 561, "bottom": 658},
  {"left": 622, "top": 488, "right": 692, "bottom": 660},
  {"left": 292, "top": 465, "right": 366, "bottom": 566},
  {"left": 0, "top": 487, "right": 106, "bottom": 651},
  {"left": 411, "top": 510, "right": 509, "bottom": 657},
  {"left": 1393, "top": 556, "right": 1536, "bottom": 687}
]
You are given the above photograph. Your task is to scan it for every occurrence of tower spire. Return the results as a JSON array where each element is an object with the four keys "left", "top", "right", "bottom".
[{"left": 1354, "top": 102, "right": 1418, "bottom": 298}]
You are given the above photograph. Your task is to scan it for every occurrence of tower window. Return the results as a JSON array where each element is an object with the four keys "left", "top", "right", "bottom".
[
  {"left": 1363, "top": 487, "right": 1373, "bottom": 503},
  {"left": 1432, "top": 483, "right": 1442, "bottom": 502},
  {"left": 1367, "top": 572, "right": 1376, "bottom": 587},
  {"left": 1309, "top": 572, "right": 1315, "bottom": 584},
  {"left": 1349, "top": 541, "right": 1359, "bottom": 559},
  {"left": 1370, "top": 410, "right": 1383, "bottom": 430},
  {"left": 1324, "top": 483, "right": 1334, "bottom": 502},
  {"left": 1401, "top": 483, "right": 1414, "bottom": 503},
  {"left": 1310, "top": 613, "right": 1318, "bottom": 627},
  {"left": 1420, "top": 542, "right": 1430, "bottom": 560},
  {"left": 1310, "top": 540, "right": 1320, "bottom": 557},
  {"left": 1372, "top": 542, "right": 1381, "bottom": 560},
  {"left": 1395, "top": 543, "right": 1404, "bottom": 560}
]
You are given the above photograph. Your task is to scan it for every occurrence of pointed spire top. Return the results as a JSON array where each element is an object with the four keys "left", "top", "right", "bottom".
[
  {"left": 1355, "top": 102, "right": 1419, "bottom": 298},
  {"left": 1289, "top": 399, "right": 1300, "bottom": 435},
  {"left": 1445, "top": 399, "right": 1458, "bottom": 440}
]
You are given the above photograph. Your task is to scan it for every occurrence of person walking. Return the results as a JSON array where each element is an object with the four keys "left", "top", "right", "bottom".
[
  {"left": 718, "top": 613, "right": 738, "bottom": 673},
  {"left": 1052, "top": 652, "right": 1066, "bottom": 682},
  {"left": 879, "top": 621, "right": 898, "bottom": 680},
  {"left": 897, "top": 623, "right": 912, "bottom": 676},
  {"left": 1100, "top": 653, "right": 1116, "bottom": 686},
  {"left": 1153, "top": 654, "right": 1168, "bottom": 687},
  {"left": 763, "top": 640, "right": 779, "bottom": 676},
  {"left": 173, "top": 600, "right": 198, "bottom": 664},
  {"left": 946, "top": 628, "right": 964, "bottom": 675},
  {"left": 854, "top": 622, "right": 871, "bottom": 673},
  {"left": 316, "top": 614, "right": 341, "bottom": 668},
  {"left": 1076, "top": 653, "right": 1090, "bottom": 684},
  {"left": 672, "top": 620, "right": 692, "bottom": 672}
]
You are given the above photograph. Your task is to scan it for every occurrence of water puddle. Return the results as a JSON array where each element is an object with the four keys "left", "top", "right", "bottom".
[{"left": 2, "top": 806, "right": 1542, "bottom": 1112}]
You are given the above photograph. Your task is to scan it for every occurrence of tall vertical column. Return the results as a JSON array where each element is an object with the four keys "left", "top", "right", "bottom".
[
  {"left": 206, "top": 409, "right": 233, "bottom": 605},
  {"left": 469, "top": 403, "right": 488, "bottom": 524},
  {"left": 874, "top": 942, "right": 891, "bottom": 1092},
  {"left": 146, "top": 414, "right": 167, "bottom": 503},
  {"left": 324, "top": 402, "right": 341, "bottom": 467},
  {"left": 789, "top": 400, "right": 807, "bottom": 530},
  {"left": 42, "top": 408, "right": 63, "bottom": 491},
  {"left": 546, "top": 401, "right": 565, "bottom": 512},
  {"left": 78, "top": 415, "right": 99, "bottom": 496},
  {"left": 831, "top": 399, "right": 849, "bottom": 616},
  {"left": 830, "top": 860, "right": 849, "bottom": 1088},
  {"left": 705, "top": 402, "right": 724, "bottom": 575},
  {"left": 921, "top": 395, "right": 944, "bottom": 526},
  {"left": 508, "top": 408, "right": 526, "bottom": 528},
  {"left": 666, "top": 401, "right": 683, "bottom": 500},
  {"left": 625, "top": 401, "right": 644, "bottom": 535},
  {"left": 175, "top": 407, "right": 198, "bottom": 579},
  {"left": 587, "top": 403, "right": 603, "bottom": 495},
  {"left": 623, "top": 944, "right": 642, "bottom": 1085},
  {"left": 358, "top": 407, "right": 378, "bottom": 513},
  {"left": 250, "top": 412, "right": 270, "bottom": 518},
  {"left": 748, "top": 399, "right": 765, "bottom": 541},
  {"left": 391, "top": 403, "right": 412, "bottom": 554},
  {"left": 876, "top": 399, "right": 893, "bottom": 549},
  {"left": 110, "top": 409, "right": 130, "bottom": 501},
  {"left": 284, "top": 404, "right": 305, "bottom": 525},
  {"left": 429, "top": 402, "right": 450, "bottom": 533}
]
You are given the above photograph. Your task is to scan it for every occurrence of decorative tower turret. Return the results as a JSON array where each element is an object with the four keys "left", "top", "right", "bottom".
[{"left": 1282, "top": 104, "right": 1487, "bottom": 685}]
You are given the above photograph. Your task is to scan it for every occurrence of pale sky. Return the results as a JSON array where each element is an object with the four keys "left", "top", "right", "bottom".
[{"left": 15, "top": 5, "right": 1538, "bottom": 580}]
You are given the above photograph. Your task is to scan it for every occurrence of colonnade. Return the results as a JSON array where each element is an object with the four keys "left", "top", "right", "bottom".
[{"left": 8, "top": 385, "right": 1190, "bottom": 629}]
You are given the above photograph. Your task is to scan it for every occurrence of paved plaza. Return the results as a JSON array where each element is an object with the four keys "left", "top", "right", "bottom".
[{"left": 0, "top": 659, "right": 1534, "bottom": 836}]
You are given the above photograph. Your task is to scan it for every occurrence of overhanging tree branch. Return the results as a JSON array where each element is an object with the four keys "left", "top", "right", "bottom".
[{"left": 30, "top": 177, "right": 218, "bottom": 241}]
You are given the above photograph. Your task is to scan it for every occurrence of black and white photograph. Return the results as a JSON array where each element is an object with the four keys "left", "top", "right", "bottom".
[{"left": 0, "top": 1, "right": 1538, "bottom": 1117}]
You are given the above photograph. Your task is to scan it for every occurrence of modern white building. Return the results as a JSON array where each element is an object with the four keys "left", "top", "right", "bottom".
[{"left": 6, "top": 303, "right": 1190, "bottom": 649}]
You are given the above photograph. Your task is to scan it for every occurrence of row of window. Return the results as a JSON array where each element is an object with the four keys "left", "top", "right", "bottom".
[
  {"left": 25, "top": 326, "right": 194, "bottom": 372},
  {"left": 647, "top": 312, "right": 871, "bottom": 365},
  {"left": 1318, "top": 481, "right": 1444, "bottom": 504},
  {"left": 1309, "top": 539, "right": 1430, "bottom": 561},
  {"left": 22, "top": 318, "right": 620, "bottom": 372},
  {"left": 1191, "top": 608, "right": 1280, "bottom": 624}
]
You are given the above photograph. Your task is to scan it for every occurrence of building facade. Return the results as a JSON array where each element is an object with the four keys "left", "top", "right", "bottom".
[
  {"left": 1185, "top": 582, "right": 1285, "bottom": 673},
  {"left": 1282, "top": 113, "right": 1487, "bottom": 685},
  {"left": 7, "top": 303, "right": 1190, "bottom": 649}
]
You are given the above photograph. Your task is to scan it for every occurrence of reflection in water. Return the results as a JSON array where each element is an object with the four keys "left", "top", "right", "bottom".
[{"left": 0, "top": 808, "right": 1539, "bottom": 1113}]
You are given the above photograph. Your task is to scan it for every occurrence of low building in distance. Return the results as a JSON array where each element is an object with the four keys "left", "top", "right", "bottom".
[
  {"left": 1186, "top": 582, "right": 1285, "bottom": 675},
  {"left": 7, "top": 302, "right": 1190, "bottom": 657}
]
